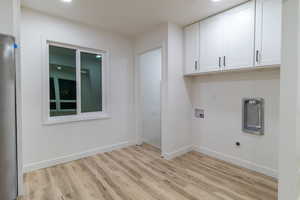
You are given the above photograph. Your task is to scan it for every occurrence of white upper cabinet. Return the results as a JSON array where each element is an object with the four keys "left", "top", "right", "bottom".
[
  {"left": 199, "top": 1, "right": 255, "bottom": 72},
  {"left": 199, "top": 14, "right": 224, "bottom": 73},
  {"left": 184, "top": 23, "right": 200, "bottom": 75},
  {"left": 255, "top": 0, "right": 282, "bottom": 67},
  {"left": 223, "top": 1, "right": 255, "bottom": 70},
  {"left": 183, "top": 0, "right": 282, "bottom": 76}
]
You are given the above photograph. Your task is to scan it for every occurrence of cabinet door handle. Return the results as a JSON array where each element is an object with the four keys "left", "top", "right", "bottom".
[
  {"left": 195, "top": 60, "right": 198, "bottom": 71},
  {"left": 218, "top": 57, "right": 221, "bottom": 68},
  {"left": 256, "top": 50, "right": 259, "bottom": 63},
  {"left": 223, "top": 56, "right": 226, "bottom": 67}
]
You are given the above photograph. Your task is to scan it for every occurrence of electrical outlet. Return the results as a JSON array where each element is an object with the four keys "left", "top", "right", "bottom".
[{"left": 195, "top": 108, "right": 204, "bottom": 119}]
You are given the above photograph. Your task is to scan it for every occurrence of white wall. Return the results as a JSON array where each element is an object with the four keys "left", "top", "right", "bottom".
[
  {"left": 134, "top": 24, "right": 168, "bottom": 54},
  {"left": 134, "top": 23, "right": 193, "bottom": 158},
  {"left": 0, "top": 0, "right": 20, "bottom": 37},
  {"left": 298, "top": 0, "right": 300, "bottom": 195},
  {"left": 140, "top": 49, "right": 162, "bottom": 148},
  {"left": 279, "top": 0, "right": 300, "bottom": 199},
  {"left": 0, "top": 0, "right": 14, "bottom": 35},
  {"left": 164, "top": 23, "right": 193, "bottom": 158},
  {"left": 191, "top": 70, "right": 280, "bottom": 177},
  {"left": 21, "top": 8, "right": 135, "bottom": 172}
]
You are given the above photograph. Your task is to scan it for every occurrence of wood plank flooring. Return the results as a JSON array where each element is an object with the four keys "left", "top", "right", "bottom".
[{"left": 20, "top": 144, "right": 277, "bottom": 200}]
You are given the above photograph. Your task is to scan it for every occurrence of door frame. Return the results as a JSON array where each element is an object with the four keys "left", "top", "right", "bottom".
[{"left": 135, "top": 43, "right": 167, "bottom": 156}]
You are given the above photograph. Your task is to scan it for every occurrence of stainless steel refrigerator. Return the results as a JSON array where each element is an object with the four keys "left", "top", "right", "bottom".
[{"left": 0, "top": 34, "right": 18, "bottom": 200}]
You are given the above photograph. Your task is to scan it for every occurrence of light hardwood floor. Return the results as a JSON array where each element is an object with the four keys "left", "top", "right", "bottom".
[{"left": 20, "top": 144, "right": 277, "bottom": 200}]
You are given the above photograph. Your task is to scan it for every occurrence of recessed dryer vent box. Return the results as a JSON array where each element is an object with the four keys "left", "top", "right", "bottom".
[{"left": 242, "top": 98, "right": 264, "bottom": 135}]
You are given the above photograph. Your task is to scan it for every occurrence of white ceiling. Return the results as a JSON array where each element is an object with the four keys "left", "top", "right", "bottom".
[{"left": 21, "top": 0, "right": 247, "bottom": 37}]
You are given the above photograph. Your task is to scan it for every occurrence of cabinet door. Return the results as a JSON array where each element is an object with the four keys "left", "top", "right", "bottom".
[
  {"left": 223, "top": 1, "right": 255, "bottom": 70},
  {"left": 255, "top": 0, "right": 282, "bottom": 67},
  {"left": 199, "top": 14, "right": 224, "bottom": 72},
  {"left": 184, "top": 23, "right": 199, "bottom": 75}
]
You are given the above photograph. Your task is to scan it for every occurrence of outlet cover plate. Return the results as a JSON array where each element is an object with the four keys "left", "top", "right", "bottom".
[{"left": 195, "top": 108, "right": 204, "bottom": 119}]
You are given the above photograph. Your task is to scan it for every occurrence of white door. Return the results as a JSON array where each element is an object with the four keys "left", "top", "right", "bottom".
[
  {"left": 255, "top": 0, "right": 282, "bottom": 66},
  {"left": 184, "top": 23, "right": 199, "bottom": 75},
  {"left": 223, "top": 1, "right": 255, "bottom": 70},
  {"left": 199, "top": 14, "right": 224, "bottom": 72},
  {"left": 139, "top": 48, "right": 161, "bottom": 149}
]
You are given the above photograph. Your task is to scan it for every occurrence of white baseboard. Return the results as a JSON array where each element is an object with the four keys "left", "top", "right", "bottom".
[
  {"left": 23, "top": 141, "right": 134, "bottom": 173},
  {"left": 193, "top": 146, "right": 278, "bottom": 178},
  {"left": 163, "top": 145, "right": 193, "bottom": 160},
  {"left": 23, "top": 142, "right": 278, "bottom": 179},
  {"left": 141, "top": 138, "right": 161, "bottom": 149},
  {"left": 146, "top": 142, "right": 161, "bottom": 149}
]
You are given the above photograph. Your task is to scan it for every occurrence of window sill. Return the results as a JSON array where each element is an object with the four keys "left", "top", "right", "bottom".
[{"left": 43, "top": 112, "right": 111, "bottom": 125}]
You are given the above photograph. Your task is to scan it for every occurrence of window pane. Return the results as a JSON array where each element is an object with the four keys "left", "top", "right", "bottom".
[
  {"left": 50, "top": 102, "right": 56, "bottom": 110},
  {"left": 49, "top": 45, "right": 77, "bottom": 117},
  {"left": 58, "top": 79, "right": 77, "bottom": 100},
  {"left": 50, "top": 78, "right": 56, "bottom": 100},
  {"left": 60, "top": 102, "right": 77, "bottom": 110},
  {"left": 80, "top": 52, "right": 102, "bottom": 113}
]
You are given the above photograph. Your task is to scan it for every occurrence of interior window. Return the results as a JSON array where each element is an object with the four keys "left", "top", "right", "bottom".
[
  {"left": 80, "top": 52, "right": 102, "bottom": 113},
  {"left": 49, "top": 45, "right": 77, "bottom": 117},
  {"left": 47, "top": 43, "right": 105, "bottom": 120}
]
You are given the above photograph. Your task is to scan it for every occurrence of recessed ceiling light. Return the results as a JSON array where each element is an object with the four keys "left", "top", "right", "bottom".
[
  {"left": 211, "top": 0, "right": 221, "bottom": 2},
  {"left": 61, "top": 0, "right": 72, "bottom": 3}
]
